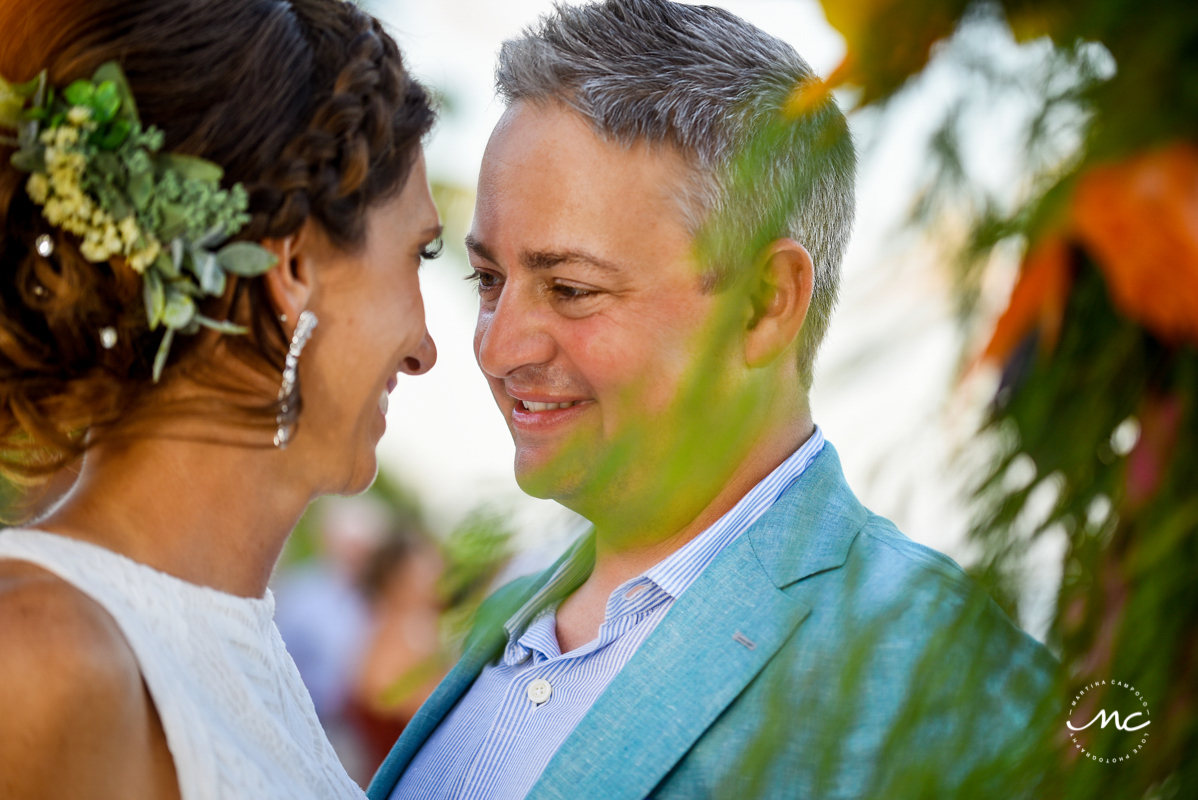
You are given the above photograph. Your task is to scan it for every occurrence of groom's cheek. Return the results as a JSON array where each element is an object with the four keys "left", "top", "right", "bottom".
[{"left": 474, "top": 314, "right": 501, "bottom": 410}]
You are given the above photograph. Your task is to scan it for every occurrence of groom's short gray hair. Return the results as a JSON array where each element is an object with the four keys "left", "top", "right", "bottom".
[{"left": 496, "top": 0, "right": 856, "bottom": 389}]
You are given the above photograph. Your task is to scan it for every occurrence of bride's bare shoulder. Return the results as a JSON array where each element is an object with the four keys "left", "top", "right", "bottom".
[
  {"left": 0, "top": 559, "right": 176, "bottom": 798},
  {"left": 0, "top": 558, "right": 138, "bottom": 680}
]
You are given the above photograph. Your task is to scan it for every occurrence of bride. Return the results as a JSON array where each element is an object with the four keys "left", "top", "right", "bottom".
[{"left": 0, "top": 0, "right": 441, "bottom": 797}]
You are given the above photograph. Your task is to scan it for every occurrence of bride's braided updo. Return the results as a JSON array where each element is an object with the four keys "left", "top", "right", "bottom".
[
  {"left": 0, "top": 0, "right": 434, "bottom": 479},
  {"left": 245, "top": 0, "right": 430, "bottom": 247}
]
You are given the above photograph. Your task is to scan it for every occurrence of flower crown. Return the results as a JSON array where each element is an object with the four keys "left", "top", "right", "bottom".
[{"left": 0, "top": 62, "right": 278, "bottom": 381}]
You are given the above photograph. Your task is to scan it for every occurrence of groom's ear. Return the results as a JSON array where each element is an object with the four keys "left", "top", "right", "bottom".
[
  {"left": 743, "top": 237, "right": 814, "bottom": 369},
  {"left": 261, "top": 221, "right": 317, "bottom": 327}
]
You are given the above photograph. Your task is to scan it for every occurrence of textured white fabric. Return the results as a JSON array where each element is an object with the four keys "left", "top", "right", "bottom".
[{"left": 0, "top": 528, "right": 366, "bottom": 800}]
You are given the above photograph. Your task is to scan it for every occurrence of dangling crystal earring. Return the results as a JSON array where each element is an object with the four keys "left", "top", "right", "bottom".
[{"left": 274, "top": 309, "right": 318, "bottom": 449}]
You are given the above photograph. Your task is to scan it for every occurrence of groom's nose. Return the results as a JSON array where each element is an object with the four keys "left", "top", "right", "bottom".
[{"left": 475, "top": 279, "right": 557, "bottom": 378}]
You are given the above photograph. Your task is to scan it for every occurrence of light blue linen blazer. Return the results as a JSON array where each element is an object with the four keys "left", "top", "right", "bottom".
[{"left": 369, "top": 444, "right": 1056, "bottom": 799}]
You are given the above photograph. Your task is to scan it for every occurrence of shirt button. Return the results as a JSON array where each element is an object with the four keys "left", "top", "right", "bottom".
[{"left": 526, "top": 678, "right": 553, "bottom": 705}]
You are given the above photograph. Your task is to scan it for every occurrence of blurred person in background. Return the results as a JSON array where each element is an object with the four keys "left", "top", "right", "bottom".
[
  {"left": 274, "top": 496, "right": 396, "bottom": 783},
  {"left": 351, "top": 520, "right": 446, "bottom": 774},
  {"left": 0, "top": 0, "right": 440, "bottom": 797},
  {"left": 275, "top": 493, "right": 449, "bottom": 785},
  {"left": 271, "top": 478, "right": 522, "bottom": 785},
  {"left": 276, "top": 497, "right": 391, "bottom": 725},
  {"left": 372, "top": 2, "right": 1055, "bottom": 799}
]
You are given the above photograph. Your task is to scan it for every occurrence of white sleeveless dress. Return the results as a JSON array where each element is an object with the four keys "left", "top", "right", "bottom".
[{"left": 0, "top": 528, "right": 367, "bottom": 800}]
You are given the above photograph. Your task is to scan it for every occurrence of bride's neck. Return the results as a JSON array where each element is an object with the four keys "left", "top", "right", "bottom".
[{"left": 36, "top": 432, "right": 313, "bottom": 599}]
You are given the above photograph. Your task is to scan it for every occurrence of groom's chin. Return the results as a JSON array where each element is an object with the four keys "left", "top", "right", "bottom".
[{"left": 513, "top": 448, "right": 587, "bottom": 504}]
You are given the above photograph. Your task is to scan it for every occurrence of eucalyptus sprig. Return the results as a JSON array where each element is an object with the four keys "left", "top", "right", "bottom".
[{"left": 1, "top": 62, "right": 278, "bottom": 381}]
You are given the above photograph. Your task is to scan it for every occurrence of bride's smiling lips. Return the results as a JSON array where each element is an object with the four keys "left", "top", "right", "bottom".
[
  {"left": 507, "top": 390, "right": 594, "bottom": 432},
  {"left": 377, "top": 372, "right": 402, "bottom": 418}
]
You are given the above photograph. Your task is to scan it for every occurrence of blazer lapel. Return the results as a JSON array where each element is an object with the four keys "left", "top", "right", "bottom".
[
  {"left": 526, "top": 532, "right": 810, "bottom": 800},
  {"left": 526, "top": 443, "right": 866, "bottom": 800}
]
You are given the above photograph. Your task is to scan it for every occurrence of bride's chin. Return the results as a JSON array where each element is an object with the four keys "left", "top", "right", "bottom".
[
  {"left": 342, "top": 455, "right": 381, "bottom": 497},
  {"left": 335, "top": 434, "right": 381, "bottom": 496},
  {"left": 302, "top": 412, "right": 385, "bottom": 496}
]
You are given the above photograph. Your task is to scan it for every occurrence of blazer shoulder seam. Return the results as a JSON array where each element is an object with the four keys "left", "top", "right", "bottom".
[{"left": 854, "top": 519, "right": 975, "bottom": 596}]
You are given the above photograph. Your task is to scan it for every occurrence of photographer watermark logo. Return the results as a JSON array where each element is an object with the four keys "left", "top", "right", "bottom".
[{"left": 1066, "top": 679, "right": 1150, "bottom": 764}]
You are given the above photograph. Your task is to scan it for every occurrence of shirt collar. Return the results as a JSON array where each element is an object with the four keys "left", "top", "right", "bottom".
[
  {"left": 501, "top": 427, "right": 826, "bottom": 644},
  {"left": 503, "top": 535, "right": 593, "bottom": 641},
  {"left": 640, "top": 425, "right": 825, "bottom": 600}
]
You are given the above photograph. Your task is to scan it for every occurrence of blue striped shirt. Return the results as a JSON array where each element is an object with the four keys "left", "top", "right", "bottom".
[{"left": 391, "top": 428, "right": 826, "bottom": 800}]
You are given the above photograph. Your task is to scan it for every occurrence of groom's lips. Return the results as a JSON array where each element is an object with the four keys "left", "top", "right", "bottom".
[{"left": 508, "top": 391, "right": 593, "bottom": 432}]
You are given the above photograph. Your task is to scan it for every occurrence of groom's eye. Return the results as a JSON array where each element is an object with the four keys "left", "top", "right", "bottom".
[
  {"left": 552, "top": 282, "right": 596, "bottom": 300},
  {"left": 466, "top": 268, "right": 502, "bottom": 293}
]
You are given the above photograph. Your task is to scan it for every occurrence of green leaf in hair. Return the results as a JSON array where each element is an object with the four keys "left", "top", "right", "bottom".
[
  {"left": 192, "top": 249, "right": 227, "bottom": 296},
  {"left": 144, "top": 269, "right": 165, "bottom": 330},
  {"left": 91, "top": 61, "right": 138, "bottom": 123},
  {"left": 8, "top": 61, "right": 281, "bottom": 382},
  {"left": 0, "top": 76, "right": 27, "bottom": 130},
  {"left": 157, "top": 153, "right": 224, "bottom": 184},
  {"left": 162, "top": 289, "right": 196, "bottom": 330},
  {"left": 62, "top": 80, "right": 94, "bottom": 108},
  {"left": 196, "top": 315, "right": 249, "bottom": 336},
  {"left": 217, "top": 241, "right": 279, "bottom": 276},
  {"left": 152, "top": 328, "right": 174, "bottom": 382}
]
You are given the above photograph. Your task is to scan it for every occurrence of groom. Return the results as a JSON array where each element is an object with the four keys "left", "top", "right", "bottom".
[{"left": 371, "top": 1, "right": 1054, "bottom": 798}]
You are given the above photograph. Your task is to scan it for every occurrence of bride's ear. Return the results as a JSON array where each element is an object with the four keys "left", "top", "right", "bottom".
[{"left": 261, "top": 222, "right": 317, "bottom": 326}]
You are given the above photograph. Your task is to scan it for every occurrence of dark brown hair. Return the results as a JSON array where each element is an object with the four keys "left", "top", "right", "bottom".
[{"left": 0, "top": 0, "right": 435, "bottom": 480}]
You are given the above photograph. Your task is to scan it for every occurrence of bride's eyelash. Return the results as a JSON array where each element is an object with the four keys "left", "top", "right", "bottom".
[{"left": 420, "top": 236, "right": 444, "bottom": 260}]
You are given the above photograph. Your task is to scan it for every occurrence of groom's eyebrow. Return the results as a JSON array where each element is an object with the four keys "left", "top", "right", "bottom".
[
  {"left": 464, "top": 233, "right": 496, "bottom": 264},
  {"left": 522, "top": 250, "right": 619, "bottom": 273},
  {"left": 465, "top": 234, "right": 619, "bottom": 274}
]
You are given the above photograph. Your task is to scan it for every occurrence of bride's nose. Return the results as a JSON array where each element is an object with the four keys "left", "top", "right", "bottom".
[{"left": 400, "top": 331, "right": 437, "bottom": 375}]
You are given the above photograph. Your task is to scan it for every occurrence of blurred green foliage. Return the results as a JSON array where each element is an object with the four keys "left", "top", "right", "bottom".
[
  {"left": 779, "top": 0, "right": 1198, "bottom": 797},
  {"left": 0, "top": 473, "right": 20, "bottom": 525},
  {"left": 282, "top": 469, "right": 514, "bottom": 641},
  {"left": 279, "top": 466, "right": 424, "bottom": 568},
  {"left": 438, "top": 509, "right": 515, "bottom": 646},
  {"left": 283, "top": 469, "right": 514, "bottom": 709}
]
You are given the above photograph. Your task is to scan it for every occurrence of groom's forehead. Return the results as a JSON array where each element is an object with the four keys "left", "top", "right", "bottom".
[
  {"left": 475, "top": 102, "right": 698, "bottom": 249},
  {"left": 482, "top": 102, "right": 694, "bottom": 186}
]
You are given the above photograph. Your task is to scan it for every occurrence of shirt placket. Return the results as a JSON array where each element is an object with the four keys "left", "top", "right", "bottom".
[{"left": 450, "top": 612, "right": 593, "bottom": 799}]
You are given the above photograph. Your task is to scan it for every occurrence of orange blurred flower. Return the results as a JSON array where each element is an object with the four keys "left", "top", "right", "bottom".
[
  {"left": 983, "top": 235, "right": 1073, "bottom": 364},
  {"left": 1072, "top": 143, "right": 1198, "bottom": 344},
  {"left": 783, "top": 76, "right": 836, "bottom": 119},
  {"left": 983, "top": 143, "right": 1198, "bottom": 365},
  {"left": 819, "top": 0, "right": 964, "bottom": 103}
]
